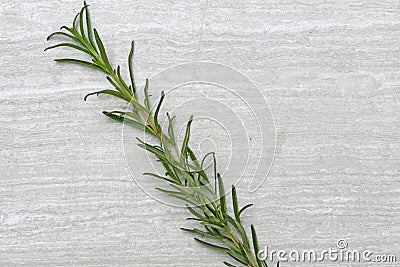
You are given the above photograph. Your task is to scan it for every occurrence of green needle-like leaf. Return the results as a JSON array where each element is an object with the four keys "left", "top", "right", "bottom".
[
  {"left": 154, "top": 90, "right": 165, "bottom": 132},
  {"left": 79, "top": 6, "right": 86, "bottom": 41},
  {"left": 84, "top": 1, "right": 96, "bottom": 49},
  {"left": 54, "top": 58, "right": 103, "bottom": 71},
  {"left": 144, "top": 172, "right": 176, "bottom": 184},
  {"left": 143, "top": 78, "right": 151, "bottom": 110},
  {"left": 217, "top": 173, "right": 226, "bottom": 215},
  {"left": 46, "top": 31, "right": 78, "bottom": 42},
  {"left": 84, "top": 89, "right": 130, "bottom": 102},
  {"left": 238, "top": 204, "right": 254, "bottom": 217},
  {"left": 232, "top": 185, "right": 240, "bottom": 222},
  {"left": 103, "top": 111, "right": 153, "bottom": 134},
  {"left": 128, "top": 40, "right": 136, "bottom": 94},
  {"left": 180, "top": 115, "right": 193, "bottom": 161},
  {"left": 251, "top": 225, "right": 263, "bottom": 266},
  {"left": 45, "top": 43, "right": 92, "bottom": 56},
  {"left": 93, "top": 28, "right": 112, "bottom": 71},
  {"left": 194, "top": 238, "right": 229, "bottom": 252}
]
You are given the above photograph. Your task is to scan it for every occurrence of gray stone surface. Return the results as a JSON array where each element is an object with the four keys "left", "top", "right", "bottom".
[{"left": 1, "top": 0, "right": 399, "bottom": 266}]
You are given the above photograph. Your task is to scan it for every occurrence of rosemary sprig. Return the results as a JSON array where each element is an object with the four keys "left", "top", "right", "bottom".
[{"left": 45, "top": 3, "right": 275, "bottom": 267}]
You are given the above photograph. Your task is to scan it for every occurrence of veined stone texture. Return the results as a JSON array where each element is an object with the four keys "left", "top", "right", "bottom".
[{"left": 0, "top": 0, "right": 399, "bottom": 266}]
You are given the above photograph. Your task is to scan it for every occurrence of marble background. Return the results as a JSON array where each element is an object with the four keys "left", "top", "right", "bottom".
[{"left": 1, "top": 0, "right": 399, "bottom": 266}]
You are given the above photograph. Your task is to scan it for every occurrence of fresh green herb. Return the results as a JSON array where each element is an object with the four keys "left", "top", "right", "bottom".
[{"left": 46, "top": 2, "right": 275, "bottom": 266}]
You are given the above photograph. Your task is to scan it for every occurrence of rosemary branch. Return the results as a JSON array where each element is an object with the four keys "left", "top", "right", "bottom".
[{"left": 45, "top": 2, "right": 276, "bottom": 267}]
